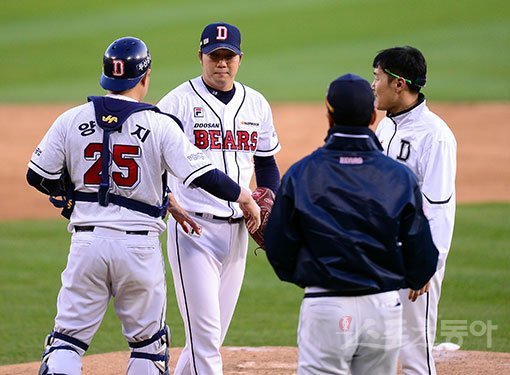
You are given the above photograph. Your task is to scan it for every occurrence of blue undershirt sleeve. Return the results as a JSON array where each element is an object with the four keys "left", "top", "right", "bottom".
[
  {"left": 192, "top": 169, "right": 241, "bottom": 202},
  {"left": 254, "top": 155, "right": 280, "bottom": 194}
]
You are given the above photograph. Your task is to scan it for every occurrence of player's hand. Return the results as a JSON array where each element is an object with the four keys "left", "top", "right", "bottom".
[
  {"left": 408, "top": 281, "right": 431, "bottom": 302},
  {"left": 167, "top": 193, "right": 202, "bottom": 236},
  {"left": 237, "top": 188, "right": 261, "bottom": 233}
]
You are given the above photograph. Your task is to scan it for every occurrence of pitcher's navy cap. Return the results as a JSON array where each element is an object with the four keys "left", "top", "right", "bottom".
[
  {"left": 200, "top": 22, "right": 241, "bottom": 55},
  {"left": 326, "top": 73, "right": 375, "bottom": 126}
]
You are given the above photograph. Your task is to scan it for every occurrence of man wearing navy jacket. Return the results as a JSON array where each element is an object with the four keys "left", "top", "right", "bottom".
[{"left": 265, "top": 74, "right": 439, "bottom": 375}]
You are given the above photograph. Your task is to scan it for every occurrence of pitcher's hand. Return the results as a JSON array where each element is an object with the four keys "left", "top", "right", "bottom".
[{"left": 237, "top": 188, "right": 261, "bottom": 233}]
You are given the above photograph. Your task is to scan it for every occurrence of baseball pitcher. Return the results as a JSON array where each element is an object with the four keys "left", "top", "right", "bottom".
[{"left": 157, "top": 22, "right": 281, "bottom": 375}]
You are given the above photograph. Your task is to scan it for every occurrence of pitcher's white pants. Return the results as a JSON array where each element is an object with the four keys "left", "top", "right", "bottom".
[
  {"left": 298, "top": 290, "right": 402, "bottom": 375},
  {"left": 167, "top": 216, "right": 248, "bottom": 375},
  {"left": 399, "top": 266, "right": 446, "bottom": 375}
]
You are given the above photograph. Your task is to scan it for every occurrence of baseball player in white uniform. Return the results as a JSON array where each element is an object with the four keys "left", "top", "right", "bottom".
[
  {"left": 372, "top": 46, "right": 457, "bottom": 374},
  {"left": 157, "top": 22, "right": 281, "bottom": 374},
  {"left": 27, "top": 36, "right": 260, "bottom": 375}
]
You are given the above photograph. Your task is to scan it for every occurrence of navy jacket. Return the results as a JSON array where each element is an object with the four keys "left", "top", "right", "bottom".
[{"left": 265, "top": 125, "right": 438, "bottom": 295}]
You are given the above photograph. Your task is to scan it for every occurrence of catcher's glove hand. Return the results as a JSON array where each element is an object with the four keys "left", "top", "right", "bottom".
[{"left": 250, "top": 187, "right": 275, "bottom": 251}]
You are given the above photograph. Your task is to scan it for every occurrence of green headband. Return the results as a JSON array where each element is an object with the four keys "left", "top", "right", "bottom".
[{"left": 384, "top": 68, "right": 425, "bottom": 88}]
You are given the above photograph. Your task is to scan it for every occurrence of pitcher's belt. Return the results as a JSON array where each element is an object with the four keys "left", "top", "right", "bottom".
[{"left": 193, "top": 212, "right": 244, "bottom": 224}]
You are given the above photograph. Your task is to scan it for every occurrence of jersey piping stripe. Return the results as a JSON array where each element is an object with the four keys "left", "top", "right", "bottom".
[
  {"left": 29, "top": 160, "right": 63, "bottom": 176},
  {"left": 425, "top": 292, "right": 432, "bottom": 375},
  {"left": 386, "top": 118, "right": 399, "bottom": 157},
  {"left": 423, "top": 192, "right": 453, "bottom": 205},
  {"left": 183, "top": 163, "right": 213, "bottom": 186},
  {"left": 189, "top": 79, "right": 234, "bottom": 216},
  {"left": 159, "top": 111, "right": 184, "bottom": 131},
  {"left": 232, "top": 83, "right": 247, "bottom": 185},
  {"left": 188, "top": 79, "right": 227, "bottom": 172},
  {"left": 256, "top": 142, "right": 281, "bottom": 153},
  {"left": 174, "top": 221, "right": 199, "bottom": 375}
]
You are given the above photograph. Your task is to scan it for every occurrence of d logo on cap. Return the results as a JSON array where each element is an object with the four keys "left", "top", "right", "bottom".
[{"left": 216, "top": 26, "right": 228, "bottom": 40}]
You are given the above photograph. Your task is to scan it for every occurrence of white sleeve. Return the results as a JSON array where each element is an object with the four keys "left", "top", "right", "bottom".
[
  {"left": 160, "top": 117, "right": 214, "bottom": 187},
  {"left": 28, "top": 115, "right": 66, "bottom": 179},
  {"left": 254, "top": 97, "right": 281, "bottom": 157},
  {"left": 420, "top": 138, "right": 457, "bottom": 270},
  {"left": 157, "top": 91, "right": 181, "bottom": 118}
]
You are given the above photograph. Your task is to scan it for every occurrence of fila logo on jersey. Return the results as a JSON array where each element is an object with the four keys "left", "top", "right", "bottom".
[
  {"left": 102, "top": 115, "right": 118, "bottom": 124},
  {"left": 194, "top": 107, "right": 204, "bottom": 118},
  {"left": 194, "top": 129, "right": 257, "bottom": 151},
  {"left": 397, "top": 140, "right": 411, "bottom": 161}
]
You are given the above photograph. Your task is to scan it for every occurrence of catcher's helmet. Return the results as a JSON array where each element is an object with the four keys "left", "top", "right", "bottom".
[{"left": 100, "top": 36, "right": 151, "bottom": 92}]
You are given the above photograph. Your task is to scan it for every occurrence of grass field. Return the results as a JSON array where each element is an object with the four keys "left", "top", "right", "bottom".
[
  {"left": 1, "top": 0, "right": 509, "bottom": 103},
  {"left": 1, "top": 0, "right": 509, "bottom": 367},
  {"left": 0, "top": 203, "right": 509, "bottom": 365}
]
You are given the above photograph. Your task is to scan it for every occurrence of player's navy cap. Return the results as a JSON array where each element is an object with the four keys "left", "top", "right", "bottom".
[
  {"left": 100, "top": 36, "right": 151, "bottom": 92},
  {"left": 200, "top": 22, "right": 242, "bottom": 55},
  {"left": 326, "top": 73, "right": 375, "bottom": 126}
]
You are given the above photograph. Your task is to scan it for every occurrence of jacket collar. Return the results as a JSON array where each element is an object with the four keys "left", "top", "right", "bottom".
[
  {"left": 324, "top": 125, "right": 383, "bottom": 152},
  {"left": 387, "top": 93, "right": 425, "bottom": 119}
]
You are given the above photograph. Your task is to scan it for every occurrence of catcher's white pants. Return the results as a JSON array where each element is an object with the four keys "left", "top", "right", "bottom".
[
  {"left": 297, "top": 290, "right": 402, "bottom": 375},
  {"left": 399, "top": 266, "right": 446, "bottom": 375},
  {"left": 44, "top": 227, "right": 167, "bottom": 375},
  {"left": 167, "top": 215, "right": 248, "bottom": 375}
]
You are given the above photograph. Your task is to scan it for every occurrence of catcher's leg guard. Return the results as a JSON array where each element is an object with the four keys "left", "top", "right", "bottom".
[
  {"left": 127, "top": 325, "right": 170, "bottom": 375},
  {"left": 39, "top": 331, "right": 89, "bottom": 375}
]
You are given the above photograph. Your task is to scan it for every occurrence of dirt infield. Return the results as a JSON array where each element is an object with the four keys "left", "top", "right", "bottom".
[
  {"left": 2, "top": 347, "right": 510, "bottom": 374},
  {"left": 0, "top": 102, "right": 508, "bottom": 373},
  {"left": 1, "top": 102, "right": 509, "bottom": 221}
]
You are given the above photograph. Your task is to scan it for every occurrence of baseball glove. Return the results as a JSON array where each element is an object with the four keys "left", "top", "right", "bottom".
[{"left": 250, "top": 187, "right": 276, "bottom": 251}]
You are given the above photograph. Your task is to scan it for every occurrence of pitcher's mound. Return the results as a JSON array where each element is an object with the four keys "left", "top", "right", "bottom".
[{"left": 2, "top": 347, "right": 510, "bottom": 374}]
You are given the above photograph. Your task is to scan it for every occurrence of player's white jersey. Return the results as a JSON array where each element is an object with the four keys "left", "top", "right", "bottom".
[
  {"left": 29, "top": 94, "right": 214, "bottom": 233},
  {"left": 157, "top": 76, "right": 281, "bottom": 218},
  {"left": 375, "top": 100, "right": 456, "bottom": 270}
]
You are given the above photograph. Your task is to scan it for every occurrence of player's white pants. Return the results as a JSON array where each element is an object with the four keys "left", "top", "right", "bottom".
[
  {"left": 297, "top": 290, "right": 402, "bottom": 375},
  {"left": 399, "top": 266, "right": 446, "bottom": 375},
  {"left": 167, "top": 215, "right": 248, "bottom": 375},
  {"left": 43, "top": 227, "right": 167, "bottom": 375}
]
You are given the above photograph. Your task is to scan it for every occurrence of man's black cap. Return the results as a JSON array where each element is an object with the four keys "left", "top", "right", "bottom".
[{"left": 326, "top": 73, "right": 375, "bottom": 126}]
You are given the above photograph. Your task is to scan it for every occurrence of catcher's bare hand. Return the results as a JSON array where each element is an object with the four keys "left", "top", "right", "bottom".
[
  {"left": 237, "top": 188, "right": 261, "bottom": 233},
  {"left": 167, "top": 193, "right": 202, "bottom": 236},
  {"left": 408, "top": 281, "right": 431, "bottom": 302}
]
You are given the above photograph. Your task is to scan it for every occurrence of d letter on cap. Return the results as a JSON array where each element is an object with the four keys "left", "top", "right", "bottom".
[{"left": 216, "top": 26, "right": 228, "bottom": 40}]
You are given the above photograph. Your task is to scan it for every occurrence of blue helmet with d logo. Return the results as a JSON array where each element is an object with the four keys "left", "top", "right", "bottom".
[{"left": 100, "top": 36, "right": 151, "bottom": 92}]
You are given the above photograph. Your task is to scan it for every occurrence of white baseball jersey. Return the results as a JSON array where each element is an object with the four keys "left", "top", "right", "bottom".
[
  {"left": 157, "top": 76, "right": 281, "bottom": 217},
  {"left": 28, "top": 94, "right": 214, "bottom": 233},
  {"left": 375, "top": 99, "right": 456, "bottom": 270},
  {"left": 158, "top": 77, "right": 280, "bottom": 374},
  {"left": 376, "top": 98, "right": 457, "bottom": 375}
]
